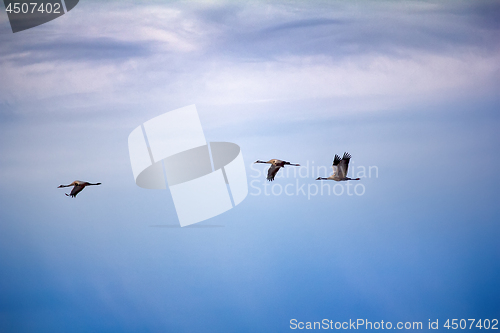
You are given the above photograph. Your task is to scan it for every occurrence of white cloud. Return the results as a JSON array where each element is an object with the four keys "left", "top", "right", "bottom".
[
  {"left": 58, "top": 3, "right": 215, "bottom": 52},
  {"left": 181, "top": 51, "right": 500, "bottom": 109},
  {"left": 0, "top": 0, "right": 498, "bottom": 121}
]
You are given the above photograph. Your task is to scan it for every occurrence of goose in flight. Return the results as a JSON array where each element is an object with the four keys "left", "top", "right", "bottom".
[
  {"left": 58, "top": 180, "right": 101, "bottom": 197},
  {"left": 316, "top": 152, "right": 360, "bottom": 181},
  {"left": 254, "top": 159, "right": 300, "bottom": 181}
]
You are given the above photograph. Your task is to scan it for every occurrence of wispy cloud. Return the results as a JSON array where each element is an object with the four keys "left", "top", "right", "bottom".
[{"left": 0, "top": 0, "right": 498, "bottom": 119}]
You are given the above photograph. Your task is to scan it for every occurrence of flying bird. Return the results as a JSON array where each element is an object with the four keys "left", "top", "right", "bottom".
[
  {"left": 316, "top": 152, "right": 360, "bottom": 181},
  {"left": 254, "top": 159, "right": 300, "bottom": 181},
  {"left": 58, "top": 180, "right": 101, "bottom": 197}
]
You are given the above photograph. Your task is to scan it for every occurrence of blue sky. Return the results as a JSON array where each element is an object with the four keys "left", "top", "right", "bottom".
[{"left": 0, "top": 0, "right": 499, "bottom": 332}]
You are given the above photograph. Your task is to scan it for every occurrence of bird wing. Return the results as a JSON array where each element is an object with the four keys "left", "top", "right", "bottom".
[
  {"left": 267, "top": 164, "right": 281, "bottom": 181},
  {"left": 338, "top": 152, "right": 352, "bottom": 179},
  {"left": 331, "top": 154, "right": 342, "bottom": 178},
  {"left": 68, "top": 184, "right": 85, "bottom": 197},
  {"left": 331, "top": 165, "right": 339, "bottom": 178},
  {"left": 332, "top": 154, "right": 342, "bottom": 166}
]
